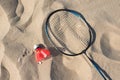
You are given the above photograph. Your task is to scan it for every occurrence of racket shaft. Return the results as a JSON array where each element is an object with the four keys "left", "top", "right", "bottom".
[{"left": 83, "top": 53, "right": 107, "bottom": 80}]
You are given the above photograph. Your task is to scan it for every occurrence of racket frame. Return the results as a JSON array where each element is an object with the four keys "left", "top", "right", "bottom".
[{"left": 45, "top": 9, "right": 92, "bottom": 56}]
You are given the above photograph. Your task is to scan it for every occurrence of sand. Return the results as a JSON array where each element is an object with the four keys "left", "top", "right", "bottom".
[{"left": 0, "top": 0, "right": 120, "bottom": 80}]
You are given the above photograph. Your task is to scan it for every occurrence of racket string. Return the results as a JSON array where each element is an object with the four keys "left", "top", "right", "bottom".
[
  {"left": 60, "top": 13, "right": 90, "bottom": 48},
  {"left": 52, "top": 19, "right": 87, "bottom": 50},
  {"left": 48, "top": 26, "right": 76, "bottom": 53},
  {"left": 49, "top": 11, "right": 91, "bottom": 52},
  {"left": 50, "top": 13, "right": 68, "bottom": 33},
  {"left": 66, "top": 14, "right": 90, "bottom": 43},
  {"left": 66, "top": 22, "right": 89, "bottom": 45},
  {"left": 58, "top": 12, "right": 90, "bottom": 44},
  {"left": 50, "top": 12, "right": 68, "bottom": 25}
]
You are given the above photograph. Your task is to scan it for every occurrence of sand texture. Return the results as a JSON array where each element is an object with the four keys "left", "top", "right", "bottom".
[{"left": 0, "top": 0, "right": 120, "bottom": 80}]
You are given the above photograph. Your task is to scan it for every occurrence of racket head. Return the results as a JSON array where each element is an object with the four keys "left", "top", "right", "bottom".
[{"left": 45, "top": 9, "right": 93, "bottom": 56}]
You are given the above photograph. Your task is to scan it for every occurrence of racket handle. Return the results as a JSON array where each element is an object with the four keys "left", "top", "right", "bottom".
[{"left": 83, "top": 53, "right": 107, "bottom": 80}]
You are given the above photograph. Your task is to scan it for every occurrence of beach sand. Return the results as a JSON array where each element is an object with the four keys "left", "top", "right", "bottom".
[{"left": 0, "top": 0, "right": 120, "bottom": 80}]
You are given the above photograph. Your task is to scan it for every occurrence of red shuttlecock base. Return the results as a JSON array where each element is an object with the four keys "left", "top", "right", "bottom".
[{"left": 34, "top": 44, "right": 51, "bottom": 64}]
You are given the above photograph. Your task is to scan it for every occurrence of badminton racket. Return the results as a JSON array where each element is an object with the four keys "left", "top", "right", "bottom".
[{"left": 45, "top": 9, "right": 106, "bottom": 80}]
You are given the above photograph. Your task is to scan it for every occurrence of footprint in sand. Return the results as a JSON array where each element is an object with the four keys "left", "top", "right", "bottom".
[
  {"left": 100, "top": 31, "right": 120, "bottom": 61},
  {"left": 0, "top": 6, "right": 10, "bottom": 41},
  {"left": 16, "top": 0, "right": 38, "bottom": 31},
  {"left": 0, "top": 5, "right": 10, "bottom": 76}
]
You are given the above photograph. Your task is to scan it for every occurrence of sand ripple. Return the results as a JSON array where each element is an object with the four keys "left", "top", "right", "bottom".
[{"left": 100, "top": 32, "right": 120, "bottom": 61}]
